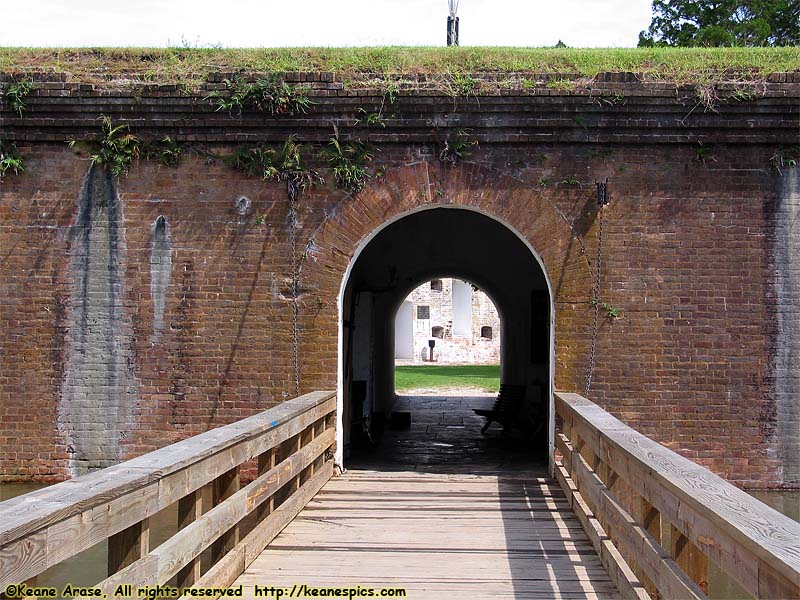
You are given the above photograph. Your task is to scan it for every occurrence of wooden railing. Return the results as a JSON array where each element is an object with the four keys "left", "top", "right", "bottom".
[
  {"left": 554, "top": 392, "right": 800, "bottom": 600},
  {"left": 0, "top": 390, "right": 336, "bottom": 597}
]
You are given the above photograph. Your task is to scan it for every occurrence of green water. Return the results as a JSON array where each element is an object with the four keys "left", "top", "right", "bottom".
[
  {"left": 1, "top": 484, "right": 798, "bottom": 599},
  {"left": 707, "top": 490, "right": 800, "bottom": 600}
]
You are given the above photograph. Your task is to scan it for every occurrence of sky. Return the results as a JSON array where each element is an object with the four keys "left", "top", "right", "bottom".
[{"left": 0, "top": 0, "right": 655, "bottom": 48}]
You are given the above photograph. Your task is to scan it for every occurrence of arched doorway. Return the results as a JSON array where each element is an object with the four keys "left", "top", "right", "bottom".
[{"left": 337, "top": 206, "right": 554, "bottom": 469}]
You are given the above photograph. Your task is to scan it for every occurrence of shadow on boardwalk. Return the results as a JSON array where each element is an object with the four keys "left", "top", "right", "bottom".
[{"left": 234, "top": 395, "right": 620, "bottom": 598}]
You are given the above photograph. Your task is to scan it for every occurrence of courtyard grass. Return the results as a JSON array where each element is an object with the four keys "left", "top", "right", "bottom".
[{"left": 395, "top": 364, "right": 500, "bottom": 393}]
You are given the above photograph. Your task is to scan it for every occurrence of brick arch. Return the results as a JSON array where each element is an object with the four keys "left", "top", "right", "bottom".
[{"left": 299, "top": 160, "right": 594, "bottom": 403}]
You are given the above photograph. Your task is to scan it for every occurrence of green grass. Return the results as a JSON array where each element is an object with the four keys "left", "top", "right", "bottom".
[
  {"left": 0, "top": 47, "right": 797, "bottom": 88},
  {"left": 395, "top": 364, "right": 500, "bottom": 393}
]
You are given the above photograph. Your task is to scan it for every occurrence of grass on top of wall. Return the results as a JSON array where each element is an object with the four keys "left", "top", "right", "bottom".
[
  {"left": 1, "top": 46, "right": 798, "bottom": 88},
  {"left": 395, "top": 364, "right": 500, "bottom": 393}
]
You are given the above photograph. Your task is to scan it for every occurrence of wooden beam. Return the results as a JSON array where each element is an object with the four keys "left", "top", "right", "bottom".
[
  {"left": 255, "top": 449, "right": 276, "bottom": 523},
  {"left": 211, "top": 468, "right": 240, "bottom": 566},
  {"left": 557, "top": 432, "right": 706, "bottom": 600},
  {"left": 108, "top": 518, "right": 149, "bottom": 575},
  {"left": 555, "top": 392, "right": 800, "bottom": 599},
  {"left": 192, "top": 461, "right": 334, "bottom": 593},
  {"left": 176, "top": 489, "right": 204, "bottom": 587},
  {"left": 77, "top": 428, "right": 335, "bottom": 598},
  {"left": 300, "top": 424, "right": 315, "bottom": 484},
  {"left": 0, "top": 391, "right": 335, "bottom": 588},
  {"left": 669, "top": 524, "right": 709, "bottom": 595}
]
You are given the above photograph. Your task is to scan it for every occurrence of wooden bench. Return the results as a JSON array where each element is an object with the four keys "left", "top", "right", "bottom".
[{"left": 473, "top": 384, "right": 526, "bottom": 434}]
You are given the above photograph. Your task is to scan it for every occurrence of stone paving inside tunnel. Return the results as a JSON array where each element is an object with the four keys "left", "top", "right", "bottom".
[{"left": 347, "top": 393, "right": 549, "bottom": 475}]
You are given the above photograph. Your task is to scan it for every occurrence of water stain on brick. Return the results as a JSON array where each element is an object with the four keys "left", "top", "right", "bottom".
[
  {"left": 58, "top": 166, "right": 139, "bottom": 476},
  {"left": 773, "top": 169, "right": 800, "bottom": 484},
  {"left": 150, "top": 215, "right": 172, "bottom": 342}
]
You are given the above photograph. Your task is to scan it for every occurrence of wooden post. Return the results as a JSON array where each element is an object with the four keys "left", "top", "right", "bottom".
[
  {"left": 108, "top": 518, "right": 150, "bottom": 574},
  {"left": 211, "top": 467, "right": 240, "bottom": 566},
  {"left": 313, "top": 417, "right": 325, "bottom": 471},
  {"left": 280, "top": 434, "right": 301, "bottom": 494},
  {"left": 632, "top": 496, "right": 662, "bottom": 599},
  {"left": 291, "top": 434, "right": 301, "bottom": 491},
  {"left": 176, "top": 489, "right": 204, "bottom": 587},
  {"left": 325, "top": 410, "right": 336, "bottom": 458},
  {"left": 300, "top": 424, "right": 315, "bottom": 484},
  {"left": 638, "top": 498, "right": 661, "bottom": 545},
  {"left": 669, "top": 524, "right": 708, "bottom": 594},
  {"left": 256, "top": 448, "right": 277, "bottom": 522}
]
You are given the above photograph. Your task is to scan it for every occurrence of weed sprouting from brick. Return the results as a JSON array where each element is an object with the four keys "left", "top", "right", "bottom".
[
  {"left": 0, "top": 140, "right": 25, "bottom": 178},
  {"left": 208, "top": 75, "right": 312, "bottom": 116}
]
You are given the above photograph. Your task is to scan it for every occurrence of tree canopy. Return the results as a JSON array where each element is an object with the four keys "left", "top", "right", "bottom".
[{"left": 638, "top": 0, "right": 800, "bottom": 46}]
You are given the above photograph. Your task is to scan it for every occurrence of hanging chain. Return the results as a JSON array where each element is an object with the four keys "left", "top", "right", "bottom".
[
  {"left": 585, "top": 181, "right": 609, "bottom": 396},
  {"left": 288, "top": 180, "right": 301, "bottom": 396}
]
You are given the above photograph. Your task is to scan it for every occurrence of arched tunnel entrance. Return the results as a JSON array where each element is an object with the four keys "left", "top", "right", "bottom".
[{"left": 338, "top": 207, "right": 553, "bottom": 470}]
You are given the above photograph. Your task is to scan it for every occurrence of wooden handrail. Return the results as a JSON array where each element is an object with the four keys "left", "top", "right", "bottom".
[
  {"left": 554, "top": 391, "right": 800, "bottom": 600},
  {"left": 0, "top": 390, "right": 337, "bottom": 595}
]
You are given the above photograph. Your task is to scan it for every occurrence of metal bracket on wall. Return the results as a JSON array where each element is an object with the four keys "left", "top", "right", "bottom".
[{"left": 596, "top": 179, "right": 610, "bottom": 207}]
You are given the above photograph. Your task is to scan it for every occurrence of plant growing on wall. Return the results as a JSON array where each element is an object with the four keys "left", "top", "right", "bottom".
[
  {"left": 210, "top": 75, "right": 312, "bottom": 116},
  {"left": 142, "top": 136, "right": 183, "bottom": 167},
  {"left": 355, "top": 108, "right": 386, "bottom": 128},
  {"left": 232, "top": 135, "right": 324, "bottom": 193},
  {"left": 0, "top": 140, "right": 24, "bottom": 178},
  {"left": 70, "top": 116, "right": 185, "bottom": 176},
  {"left": 438, "top": 129, "right": 478, "bottom": 166},
  {"left": 770, "top": 144, "right": 799, "bottom": 175},
  {"left": 69, "top": 115, "right": 141, "bottom": 177},
  {"left": 2, "top": 78, "right": 35, "bottom": 117},
  {"left": 451, "top": 71, "right": 479, "bottom": 96},
  {"left": 591, "top": 298, "right": 622, "bottom": 320},
  {"left": 320, "top": 127, "right": 373, "bottom": 193}
]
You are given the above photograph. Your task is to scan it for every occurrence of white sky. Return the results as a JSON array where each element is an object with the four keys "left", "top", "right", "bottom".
[{"left": 1, "top": 0, "right": 654, "bottom": 48}]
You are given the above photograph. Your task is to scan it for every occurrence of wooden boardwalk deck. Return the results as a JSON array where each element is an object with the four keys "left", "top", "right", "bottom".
[{"left": 235, "top": 468, "right": 621, "bottom": 599}]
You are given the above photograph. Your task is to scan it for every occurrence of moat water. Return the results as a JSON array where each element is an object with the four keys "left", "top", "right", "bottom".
[{"left": 3, "top": 482, "right": 797, "bottom": 599}]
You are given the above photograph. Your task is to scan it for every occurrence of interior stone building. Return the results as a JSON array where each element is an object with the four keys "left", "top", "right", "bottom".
[{"left": 394, "top": 278, "right": 501, "bottom": 364}]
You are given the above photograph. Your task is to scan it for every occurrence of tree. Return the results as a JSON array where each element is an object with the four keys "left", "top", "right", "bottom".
[{"left": 638, "top": 0, "right": 800, "bottom": 46}]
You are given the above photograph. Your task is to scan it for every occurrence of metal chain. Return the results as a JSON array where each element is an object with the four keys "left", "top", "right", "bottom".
[
  {"left": 288, "top": 180, "right": 301, "bottom": 396},
  {"left": 584, "top": 201, "right": 605, "bottom": 396}
]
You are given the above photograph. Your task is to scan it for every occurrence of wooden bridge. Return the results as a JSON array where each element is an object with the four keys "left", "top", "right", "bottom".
[{"left": 1, "top": 391, "right": 799, "bottom": 600}]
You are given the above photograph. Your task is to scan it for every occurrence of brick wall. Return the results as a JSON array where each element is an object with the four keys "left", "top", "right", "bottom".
[{"left": 0, "top": 74, "right": 797, "bottom": 487}]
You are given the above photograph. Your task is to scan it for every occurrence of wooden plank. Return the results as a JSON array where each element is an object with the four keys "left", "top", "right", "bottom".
[
  {"left": 562, "top": 439, "right": 705, "bottom": 600},
  {"left": 0, "top": 530, "right": 47, "bottom": 590},
  {"left": 0, "top": 392, "right": 335, "bottom": 586},
  {"left": 211, "top": 467, "right": 240, "bottom": 566},
  {"left": 236, "top": 468, "right": 621, "bottom": 600},
  {"left": 80, "top": 428, "right": 334, "bottom": 595},
  {"left": 108, "top": 518, "right": 150, "bottom": 575},
  {"left": 255, "top": 448, "right": 277, "bottom": 523},
  {"left": 175, "top": 489, "right": 204, "bottom": 588},
  {"left": 193, "top": 461, "right": 334, "bottom": 595},
  {"left": 556, "top": 391, "right": 800, "bottom": 598},
  {"left": 668, "top": 524, "right": 709, "bottom": 595}
]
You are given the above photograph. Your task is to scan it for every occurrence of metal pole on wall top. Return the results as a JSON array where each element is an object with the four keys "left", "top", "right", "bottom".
[{"left": 447, "top": 0, "right": 459, "bottom": 46}]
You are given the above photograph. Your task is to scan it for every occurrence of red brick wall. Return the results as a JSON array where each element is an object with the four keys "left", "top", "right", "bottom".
[{"left": 0, "top": 76, "right": 797, "bottom": 486}]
